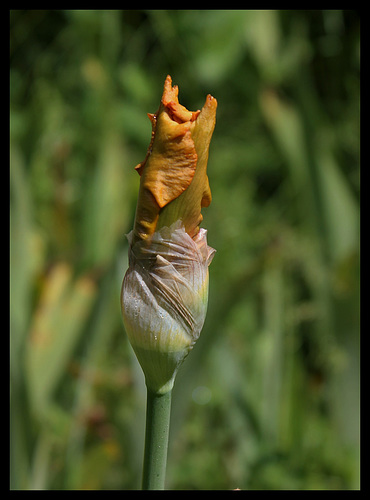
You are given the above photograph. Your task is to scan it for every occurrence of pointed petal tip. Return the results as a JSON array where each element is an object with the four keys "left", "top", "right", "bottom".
[{"left": 205, "top": 94, "right": 218, "bottom": 110}]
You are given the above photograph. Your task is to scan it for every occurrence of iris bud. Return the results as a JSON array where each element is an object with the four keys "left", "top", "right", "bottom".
[{"left": 121, "top": 76, "right": 217, "bottom": 394}]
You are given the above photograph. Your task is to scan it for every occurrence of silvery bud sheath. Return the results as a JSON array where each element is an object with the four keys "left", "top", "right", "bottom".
[
  {"left": 122, "top": 221, "right": 215, "bottom": 394},
  {"left": 121, "top": 76, "right": 217, "bottom": 396}
]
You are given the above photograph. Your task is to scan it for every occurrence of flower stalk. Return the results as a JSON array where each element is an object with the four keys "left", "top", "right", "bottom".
[
  {"left": 142, "top": 389, "right": 172, "bottom": 490},
  {"left": 121, "top": 75, "right": 216, "bottom": 489}
]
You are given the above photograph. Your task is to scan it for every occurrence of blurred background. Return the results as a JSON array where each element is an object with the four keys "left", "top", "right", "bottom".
[{"left": 10, "top": 10, "right": 360, "bottom": 490}]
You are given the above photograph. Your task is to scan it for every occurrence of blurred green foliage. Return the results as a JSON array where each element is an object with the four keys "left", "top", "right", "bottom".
[{"left": 10, "top": 10, "right": 360, "bottom": 490}]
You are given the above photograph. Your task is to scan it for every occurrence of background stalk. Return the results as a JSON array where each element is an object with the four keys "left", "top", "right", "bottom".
[{"left": 142, "top": 389, "right": 172, "bottom": 490}]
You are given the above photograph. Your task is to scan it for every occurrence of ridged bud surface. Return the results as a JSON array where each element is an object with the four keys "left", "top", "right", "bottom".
[{"left": 121, "top": 221, "right": 215, "bottom": 393}]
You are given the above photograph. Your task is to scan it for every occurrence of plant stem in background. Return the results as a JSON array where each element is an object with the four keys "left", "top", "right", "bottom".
[{"left": 142, "top": 389, "right": 172, "bottom": 490}]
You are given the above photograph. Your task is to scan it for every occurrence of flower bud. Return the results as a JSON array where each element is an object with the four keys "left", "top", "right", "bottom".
[{"left": 121, "top": 76, "right": 216, "bottom": 394}]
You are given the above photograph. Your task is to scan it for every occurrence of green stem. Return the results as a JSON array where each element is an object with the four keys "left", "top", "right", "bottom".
[{"left": 142, "top": 388, "right": 172, "bottom": 490}]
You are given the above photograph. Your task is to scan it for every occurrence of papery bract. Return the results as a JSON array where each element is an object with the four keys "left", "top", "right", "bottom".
[{"left": 122, "top": 221, "right": 215, "bottom": 393}]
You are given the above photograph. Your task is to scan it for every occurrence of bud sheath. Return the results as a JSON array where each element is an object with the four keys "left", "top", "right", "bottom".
[{"left": 121, "top": 222, "right": 215, "bottom": 393}]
